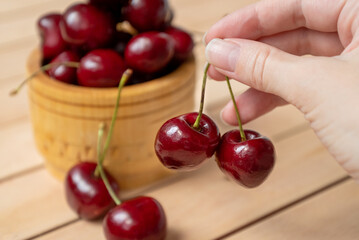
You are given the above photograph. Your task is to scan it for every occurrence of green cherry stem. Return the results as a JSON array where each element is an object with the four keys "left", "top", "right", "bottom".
[
  {"left": 10, "top": 61, "right": 80, "bottom": 96},
  {"left": 94, "top": 69, "right": 133, "bottom": 178},
  {"left": 193, "top": 63, "right": 210, "bottom": 130},
  {"left": 96, "top": 122, "right": 121, "bottom": 205},
  {"left": 225, "top": 76, "right": 246, "bottom": 142}
]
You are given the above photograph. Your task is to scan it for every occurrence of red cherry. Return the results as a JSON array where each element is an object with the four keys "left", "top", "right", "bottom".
[
  {"left": 60, "top": 3, "right": 115, "bottom": 51},
  {"left": 103, "top": 196, "right": 166, "bottom": 240},
  {"left": 113, "top": 31, "right": 133, "bottom": 57},
  {"left": 124, "top": 32, "right": 174, "bottom": 73},
  {"left": 77, "top": 49, "right": 127, "bottom": 88},
  {"left": 216, "top": 130, "right": 276, "bottom": 188},
  {"left": 65, "top": 162, "right": 119, "bottom": 220},
  {"left": 46, "top": 50, "right": 80, "bottom": 84},
  {"left": 155, "top": 112, "right": 220, "bottom": 170},
  {"left": 124, "top": 0, "right": 171, "bottom": 32},
  {"left": 37, "top": 13, "right": 68, "bottom": 61},
  {"left": 165, "top": 26, "right": 194, "bottom": 62}
]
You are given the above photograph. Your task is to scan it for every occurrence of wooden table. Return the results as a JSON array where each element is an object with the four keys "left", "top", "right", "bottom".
[{"left": 1, "top": 0, "right": 359, "bottom": 239}]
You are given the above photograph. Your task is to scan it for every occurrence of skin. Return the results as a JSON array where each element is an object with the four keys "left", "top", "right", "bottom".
[{"left": 204, "top": 0, "right": 359, "bottom": 182}]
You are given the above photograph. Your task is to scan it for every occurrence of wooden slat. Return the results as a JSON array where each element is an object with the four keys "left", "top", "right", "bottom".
[
  {"left": 0, "top": 169, "right": 77, "bottom": 240},
  {"left": 0, "top": 119, "right": 43, "bottom": 181},
  {"left": 171, "top": 0, "right": 259, "bottom": 32},
  {"left": 228, "top": 179, "right": 359, "bottom": 240},
  {"left": 31, "top": 129, "right": 346, "bottom": 240}
]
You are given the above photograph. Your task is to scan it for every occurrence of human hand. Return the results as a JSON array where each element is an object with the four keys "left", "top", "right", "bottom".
[{"left": 204, "top": 0, "right": 359, "bottom": 181}]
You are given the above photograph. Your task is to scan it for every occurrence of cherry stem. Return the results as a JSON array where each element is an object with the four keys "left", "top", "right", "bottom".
[
  {"left": 193, "top": 63, "right": 210, "bottom": 130},
  {"left": 96, "top": 122, "right": 121, "bottom": 205},
  {"left": 9, "top": 61, "right": 80, "bottom": 96},
  {"left": 94, "top": 69, "right": 133, "bottom": 178},
  {"left": 225, "top": 76, "right": 246, "bottom": 142}
]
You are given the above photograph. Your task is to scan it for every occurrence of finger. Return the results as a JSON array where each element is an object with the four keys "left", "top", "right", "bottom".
[
  {"left": 205, "top": 0, "right": 346, "bottom": 43},
  {"left": 221, "top": 88, "right": 287, "bottom": 125},
  {"left": 205, "top": 38, "right": 321, "bottom": 102},
  {"left": 207, "top": 65, "right": 226, "bottom": 80},
  {"left": 259, "top": 28, "right": 344, "bottom": 56}
]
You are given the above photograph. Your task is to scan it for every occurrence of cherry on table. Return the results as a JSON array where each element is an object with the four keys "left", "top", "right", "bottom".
[
  {"left": 37, "top": 13, "right": 68, "bottom": 61},
  {"left": 124, "top": 31, "right": 174, "bottom": 73},
  {"left": 60, "top": 3, "right": 116, "bottom": 51},
  {"left": 155, "top": 112, "right": 220, "bottom": 170},
  {"left": 103, "top": 196, "right": 167, "bottom": 240},
  {"left": 124, "top": 0, "right": 171, "bottom": 32},
  {"left": 77, "top": 49, "right": 127, "bottom": 87},
  {"left": 216, "top": 129, "right": 275, "bottom": 188},
  {"left": 65, "top": 162, "right": 119, "bottom": 220},
  {"left": 46, "top": 50, "right": 80, "bottom": 84},
  {"left": 165, "top": 26, "right": 194, "bottom": 62}
]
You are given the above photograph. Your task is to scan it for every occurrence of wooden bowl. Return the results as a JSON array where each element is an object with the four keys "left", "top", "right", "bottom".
[{"left": 27, "top": 49, "right": 196, "bottom": 190}]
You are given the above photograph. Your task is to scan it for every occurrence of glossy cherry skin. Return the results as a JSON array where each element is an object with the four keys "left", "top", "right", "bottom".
[
  {"left": 216, "top": 130, "right": 275, "bottom": 188},
  {"left": 125, "top": 32, "right": 174, "bottom": 73},
  {"left": 77, "top": 49, "right": 127, "bottom": 87},
  {"left": 164, "top": 26, "right": 194, "bottom": 62},
  {"left": 124, "top": 0, "right": 170, "bottom": 32},
  {"left": 37, "top": 13, "right": 68, "bottom": 61},
  {"left": 60, "top": 3, "right": 115, "bottom": 51},
  {"left": 103, "top": 196, "right": 166, "bottom": 240},
  {"left": 113, "top": 31, "right": 133, "bottom": 57},
  {"left": 65, "top": 162, "right": 119, "bottom": 220},
  {"left": 46, "top": 50, "right": 80, "bottom": 84},
  {"left": 155, "top": 112, "right": 220, "bottom": 170}
]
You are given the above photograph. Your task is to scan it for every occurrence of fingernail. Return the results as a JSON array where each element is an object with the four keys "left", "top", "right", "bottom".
[
  {"left": 205, "top": 38, "right": 240, "bottom": 72},
  {"left": 219, "top": 107, "right": 231, "bottom": 126},
  {"left": 202, "top": 32, "right": 207, "bottom": 45}
]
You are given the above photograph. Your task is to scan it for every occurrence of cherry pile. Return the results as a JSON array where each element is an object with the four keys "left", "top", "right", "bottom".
[
  {"left": 65, "top": 70, "right": 167, "bottom": 239},
  {"left": 155, "top": 66, "right": 276, "bottom": 188},
  {"left": 38, "top": 0, "right": 194, "bottom": 87}
]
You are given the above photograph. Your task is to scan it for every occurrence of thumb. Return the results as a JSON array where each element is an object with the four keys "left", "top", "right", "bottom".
[{"left": 205, "top": 38, "right": 312, "bottom": 102}]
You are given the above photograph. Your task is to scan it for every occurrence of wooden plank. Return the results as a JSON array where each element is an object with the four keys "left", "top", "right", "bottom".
[
  {"left": 0, "top": 169, "right": 77, "bottom": 240},
  {"left": 1, "top": 76, "right": 30, "bottom": 125},
  {"left": 227, "top": 179, "right": 359, "bottom": 240},
  {"left": 0, "top": 0, "right": 75, "bottom": 23},
  {"left": 171, "top": 0, "right": 259, "bottom": 32},
  {"left": 32, "top": 129, "right": 347, "bottom": 240},
  {"left": 0, "top": 119, "right": 43, "bottom": 181}
]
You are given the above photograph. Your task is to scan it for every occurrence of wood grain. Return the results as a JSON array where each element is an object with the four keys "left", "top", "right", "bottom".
[
  {"left": 30, "top": 129, "right": 347, "bottom": 240},
  {"left": 228, "top": 180, "right": 359, "bottom": 240}
]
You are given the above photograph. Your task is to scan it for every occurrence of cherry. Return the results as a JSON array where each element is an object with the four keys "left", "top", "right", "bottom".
[
  {"left": 37, "top": 13, "right": 68, "bottom": 61},
  {"left": 215, "top": 77, "right": 276, "bottom": 188},
  {"left": 155, "top": 112, "right": 220, "bottom": 170},
  {"left": 77, "top": 49, "right": 127, "bottom": 87},
  {"left": 65, "top": 162, "right": 119, "bottom": 220},
  {"left": 103, "top": 196, "right": 167, "bottom": 240},
  {"left": 124, "top": 32, "right": 174, "bottom": 73},
  {"left": 124, "top": 0, "right": 171, "bottom": 32},
  {"left": 60, "top": 3, "right": 115, "bottom": 51},
  {"left": 113, "top": 31, "right": 133, "bottom": 57},
  {"left": 154, "top": 64, "right": 220, "bottom": 170},
  {"left": 165, "top": 26, "right": 194, "bottom": 62},
  {"left": 89, "top": 70, "right": 167, "bottom": 239},
  {"left": 216, "top": 130, "right": 275, "bottom": 188},
  {"left": 46, "top": 50, "right": 80, "bottom": 84}
]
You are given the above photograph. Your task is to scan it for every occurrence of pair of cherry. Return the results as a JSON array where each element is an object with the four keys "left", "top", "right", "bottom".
[
  {"left": 155, "top": 65, "right": 276, "bottom": 188},
  {"left": 64, "top": 70, "right": 166, "bottom": 240},
  {"left": 38, "top": 0, "right": 194, "bottom": 87}
]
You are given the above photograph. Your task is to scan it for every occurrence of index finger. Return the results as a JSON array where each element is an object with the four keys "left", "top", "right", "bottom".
[{"left": 204, "top": 0, "right": 346, "bottom": 43}]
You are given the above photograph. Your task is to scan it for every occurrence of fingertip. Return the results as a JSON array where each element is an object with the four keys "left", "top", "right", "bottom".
[{"left": 208, "top": 65, "right": 226, "bottom": 81}]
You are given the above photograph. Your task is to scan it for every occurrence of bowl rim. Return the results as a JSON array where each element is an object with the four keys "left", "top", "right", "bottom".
[{"left": 27, "top": 49, "right": 196, "bottom": 105}]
